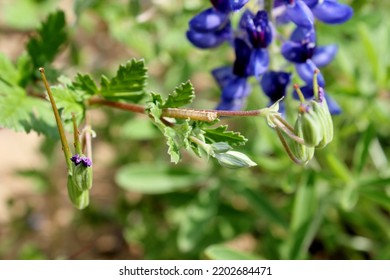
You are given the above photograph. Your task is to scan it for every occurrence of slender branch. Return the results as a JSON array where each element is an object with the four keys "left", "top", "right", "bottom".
[
  {"left": 84, "top": 113, "right": 93, "bottom": 161},
  {"left": 88, "top": 97, "right": 267, "bottom": 121},
  {"left": 39, "top": 68, "right": 72, "bottom": 170}
]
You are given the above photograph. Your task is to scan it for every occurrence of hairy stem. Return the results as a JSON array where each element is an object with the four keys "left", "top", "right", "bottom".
[{"left": 88, "top": 97, "right": 267, "bottom": 121}]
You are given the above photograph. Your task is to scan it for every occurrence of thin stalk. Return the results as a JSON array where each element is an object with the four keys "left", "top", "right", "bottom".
[
  {"left": 294, "top": 84, "right": 306, "bottom": 104},
  {"left": 84, "top": 113, "right": 93, "bottom": 161},
  {"left": 88, "top": 97, "right": 267, "bottom": 121},
  {"left": 272, "top": 116, "right": 305, "bottom": 145},
  {"left": 275, "top": 127, "right": 304, "bottom": 165},
  {"left": 39, "top": 68, "right": 72, "bottom": 170},
  {"left": 313, "top": 69, "right": 319, "bottom": 101},
  {"left": 72, "top": 113, "right": 82, "bottom": 155}
]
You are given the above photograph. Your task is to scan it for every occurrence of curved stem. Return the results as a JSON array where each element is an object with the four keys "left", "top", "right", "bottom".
[{"left": 275, "top": 127, "right": 304, "bottom": 165}]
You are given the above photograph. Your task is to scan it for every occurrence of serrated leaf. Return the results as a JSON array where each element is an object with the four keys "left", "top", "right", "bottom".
[
  {"left": 71, "top": 73, "right": 98, "bottom": 95},
  {"left": 51, "top": 85, "right": 84, "bottom": 123},
  {"left": 100, "top": 59, "right": 147, "bottom": 102},
  {"left": 26, "top": 10, "right": 67, "bottom": 68},
  {"left": 164, "top": 127, "right": 182, "bottom": 163},
  {"left": 204, "top": 125, "right": 247, "bottom": 146},
  {"left": 0, "top": 83, "right": 55, "bottom": 134},
  {"left": 163, "top": 80, "right": 194, "bottom": 108},
  {"left": 0, "top": 53, "right": 19, "bottom": 85}
]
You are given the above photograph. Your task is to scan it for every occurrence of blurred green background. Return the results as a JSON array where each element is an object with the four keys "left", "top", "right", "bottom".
[{"left": 0, "top": 0, "right": 390, "bottom": 260}]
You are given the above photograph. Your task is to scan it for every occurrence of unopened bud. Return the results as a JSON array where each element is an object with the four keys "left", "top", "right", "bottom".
[
  {"left": 293, "top": 115, "right": 315, "bottom": 164},
  {"left": 215, "top": 151, "right": 257, "bottom": 169},
  {"left": 70, "top": 154, "right": 93, "bottom": 191},
  {"left": 311, "top": 100, "right": 333, "bottom": 148},
  {"left": 67, "top": 174, "right": 90, "bottom": 209},
  {"left": 300, "top": 105, "right": 323, "bottom": 147}
]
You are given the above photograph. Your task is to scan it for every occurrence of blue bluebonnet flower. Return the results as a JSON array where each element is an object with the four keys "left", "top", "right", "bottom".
[
  {"left": 302, "top": 0, "right": 353, "bottom": 24},
  {"left": 260, "top": 71, "right": 292, "bottom": 115},
  {"left": 239, "top": 10, "right": 272, "bottom": 77},
  {"left": 275, "top": 0, "right": 314, "bottom": 27},
  {"left": 212, "top": 66, "right": 251, "bottom": 111},
  {"left": 281, "top": 26, "right": 337, "bottom": 86},
  {"left": 293, "top": 85, "right": 341, "bottom": 114},
  {"left": 210, "top": 0, "right": 249, "bottom": 13}
]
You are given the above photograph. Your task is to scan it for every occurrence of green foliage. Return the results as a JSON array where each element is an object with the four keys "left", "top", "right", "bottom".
[
  {"left": 26, "top": 10, "right": 67, "bottom": 69},
  {"left": 100, "top": 59, "right": 147, "bottom": 102},
  {"left": 1, "top": 0, "right": 390, "bottom": 261}
]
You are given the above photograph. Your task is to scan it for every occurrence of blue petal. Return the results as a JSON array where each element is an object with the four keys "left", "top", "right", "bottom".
[
  {"left": 281, "top": 41, "right": 313, "bottom": 63},
  {"left": 312, "top": 44, "right": 338, "bottom": 67},
  {"left": 233, "top": 38, "right": 252, "bottom": 77},
  {"left": 302, "top": 0, "right": 318, "bottom": 8},
  {"left": 295, "top": 59, "right": 325, "bottom": 87},
  {"left": 211, "top": 0, "right": 249, "bottom": 13},
  {"left": 216, "top": 97, "right": 246, "bottom": 111},
  {"left": 312, "top": 0, "right": 353, "bottom": 24},
  {"left": 324, "top": 94, "right": 342, "bottom": 115},
  {"left": 290, "top": 26, "right": 316, "bottom": 43},
  {"left": 230, "top": 0, "right": 250, "bottom": 11},
  {"left": 260, "top": 71, "right": 291, "bottom": 101},
  {"left": 211, "top": 66, "right": 234, "bottom": 88},
  {"left": 286, "top": 0, "right": 314, "bottom": 28},
  {"left": 249, "top": 49, "right": 269, "bottom": 76},
  {"left": 186, "top": 23, "right": 231, "bottom": 49},
  {"left": 245, "top": 11, "right": 273, "bottom": 48},
  {"left": 189, "top": 8, "right": 229, "bottom": 32},
  {"left": 221, "top": 76, "right": 251, "bottom": 100}
]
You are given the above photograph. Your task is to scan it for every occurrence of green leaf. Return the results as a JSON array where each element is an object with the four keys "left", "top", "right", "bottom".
[
  {"left": 115, "top": 163, "right": 205, "bottom": 194},
  {"left": 0, "top": 83, "right": 54, "bottom": 134},
  {"left": 71, "top": 73, "right": 98, "bottom": 95},
  {"left": 51, "top": 85, "right": 84, "bottom": 123},
  {"left": 26, "top": 10, "right": 67, "bottom": 68},
  {"left": 204, "top": 125, "right": 247, "bottom": 147},
  {"left": 100, "top": 59, "right": 147, "bottom": 102},
  {"left": 178, "top": 185, "right": 219, "bottom": 252},
  {"left": 0, "top": 53, "right": 19, "bottom": 85},
  {"left": 163, "top": 80, "right": 194, "bottom": 108},
  {"left": 204, "top": 245, "right": 261, "bottom": 260}
]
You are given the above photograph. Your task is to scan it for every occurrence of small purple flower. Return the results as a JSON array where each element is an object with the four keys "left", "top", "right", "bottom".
[
  {"left": 70, "top": 154, "right": 82, "bottom": 166},
  {"left": 71, "top": 154, "right": 92, "bottom": 167},
  {"left": 186, "top": 20, "right": 232, "bottom": 49},
  {"left": 293, "top": 85, "right": 341, "bottom": 114}
]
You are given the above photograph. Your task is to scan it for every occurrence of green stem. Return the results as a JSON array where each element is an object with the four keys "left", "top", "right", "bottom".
[
  {"left": 294, "top": 84, "right": 306, "bottom": 104},
  {"left": 39, "top": 68, "right": 72, "bottom": 170},
  {"left": 72, "top": 113, "right": 82, "bottom": 155},
  {"left": 313, "top": 69, "right": 319, "bottom": 101}
]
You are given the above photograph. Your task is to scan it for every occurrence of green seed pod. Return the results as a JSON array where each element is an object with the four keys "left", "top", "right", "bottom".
[
  {"left": 211, "top": 142, "right": 232, "bottom": 153},
  {"left": 311, "top": 100, "right": 334, "bottom": 148},
  {"left": 293, "top": 115, "right": 315, "bottom": 164},
  {"left": 300, "top": 108, "right": 323, "bottom": 147},
  {"left": 67, "top": 175, "right": 90, "bottom": 209}
]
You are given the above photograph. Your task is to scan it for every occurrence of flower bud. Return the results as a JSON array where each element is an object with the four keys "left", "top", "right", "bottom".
[
  {"left": 70, "top": 154, "right": 93, "bottom": 191},
  {"left": 311, "top": 99, "right": 333, "bottom": 148},
  {"left": 293, "top": 115, "right": 315, "bottom": 164},
  {"left": 300, "top": 106, "right": 323, "bottom": 147},
  {"left": 215, "top": 151, "right": 257, "bottom": 169},
  {"left": 67, "top": 175, "right": 90, "bottom": 209}
]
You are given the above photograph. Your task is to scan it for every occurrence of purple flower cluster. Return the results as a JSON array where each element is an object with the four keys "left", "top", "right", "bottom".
[
  {"left": 186, "top": 0, "right": 352, "bottom": 115},
  {"left": 70, "top": 154, "right": 92, "bottom": 167}
]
